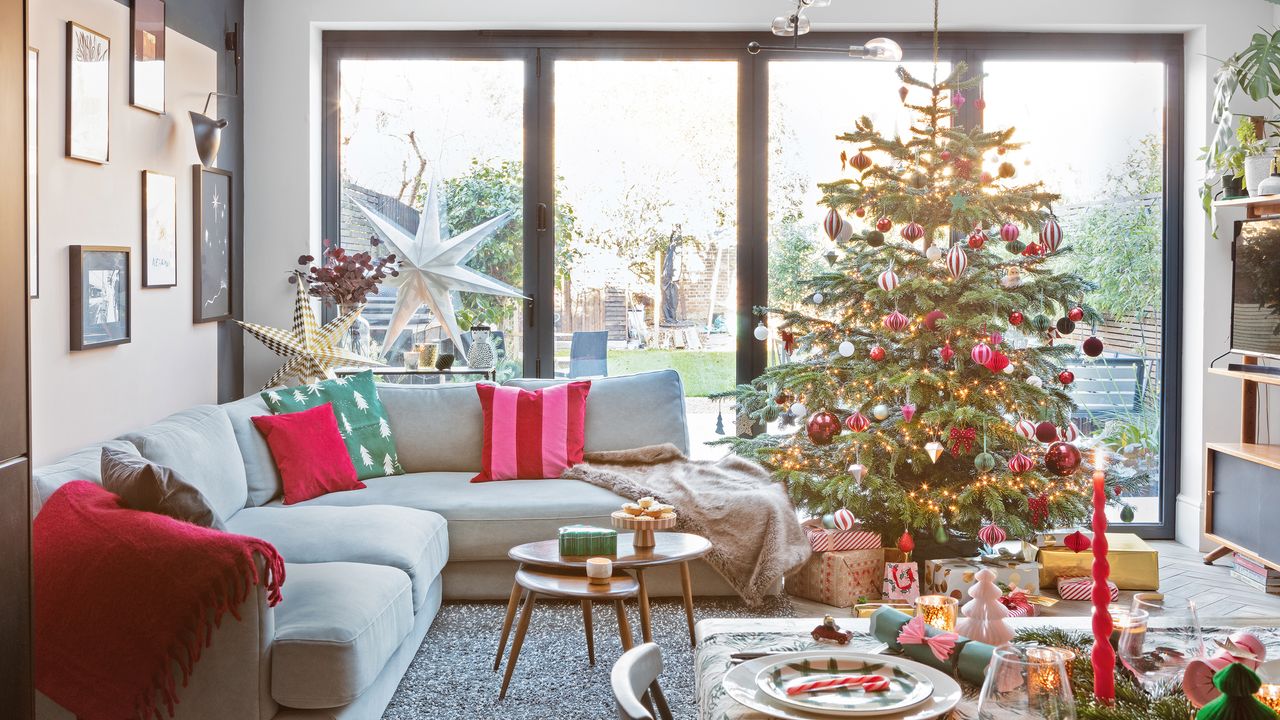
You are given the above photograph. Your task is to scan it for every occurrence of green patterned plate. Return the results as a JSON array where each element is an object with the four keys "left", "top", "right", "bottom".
[{"left": 755, "top": 654, "right": 933, "bottom": 717}]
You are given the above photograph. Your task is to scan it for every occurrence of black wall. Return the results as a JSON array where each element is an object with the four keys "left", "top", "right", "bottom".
[{"left": 112, "top": 0, "right": 245, "bottom": 401}]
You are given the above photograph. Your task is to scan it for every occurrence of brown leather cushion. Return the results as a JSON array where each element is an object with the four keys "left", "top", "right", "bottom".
[{"left": 100, "top": 447, "right": 227, "bottom": 530}]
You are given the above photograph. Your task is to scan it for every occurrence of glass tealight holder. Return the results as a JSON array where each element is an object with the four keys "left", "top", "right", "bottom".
[
  {"left": 916, "top": 595, "right": 959, "bottom": 632},
  {"left": 1257, "top": 684, "right": 1280, "bottom": 713},
  {"left": 403, "top": 351, "right": 419, "bottom": 370},
  {"left": 977, "top": 644, "right": 1076, "bottom": 720}
]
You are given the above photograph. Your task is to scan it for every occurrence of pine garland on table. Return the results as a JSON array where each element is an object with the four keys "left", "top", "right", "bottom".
[{"left": 1012, "top": 627, "right": 1196, "bottom": 720}]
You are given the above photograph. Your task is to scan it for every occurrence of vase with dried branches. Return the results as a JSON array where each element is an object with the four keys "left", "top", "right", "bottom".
[{"left": 290, "top": 238, "right": 399, "bottom": 357}]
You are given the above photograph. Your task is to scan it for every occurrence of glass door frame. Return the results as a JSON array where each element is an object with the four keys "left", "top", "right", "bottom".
[{"left": 322, "top": 30, "right": 1183, "bottom": 538}]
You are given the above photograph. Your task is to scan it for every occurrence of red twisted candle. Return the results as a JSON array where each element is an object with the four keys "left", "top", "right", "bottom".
[{"left": 1091, "top": 449, "right": 1116, "bottom": 700}]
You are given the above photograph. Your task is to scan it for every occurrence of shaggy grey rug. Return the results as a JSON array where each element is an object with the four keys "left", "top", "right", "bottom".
[{"left": 382, "top": 596, "right": 795, "bottom": 720}]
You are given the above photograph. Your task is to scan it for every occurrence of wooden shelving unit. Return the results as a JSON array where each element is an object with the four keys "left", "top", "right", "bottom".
[{"left": 1214, "top": 194, "right": 1280, "bottom": 218}]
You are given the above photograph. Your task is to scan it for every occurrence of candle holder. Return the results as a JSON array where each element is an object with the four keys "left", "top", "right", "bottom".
[
  {"left": 977, "top": 645, "right": 1076, "bottom": 719},
  {"left": 916, "top": 595, "right": 959, "bottom": 632},
  {"left": 403, "top": 350, "right": 420, "bottom": 370},
  {"left": 1257, "top": 684, "right": 1280, "bottom": 713},
  {"left": 586, "top": 557, "right": 612, "bottom": 586},
  {"left": 1027, "top": 647, "right": 1076, "bottom": 697}
]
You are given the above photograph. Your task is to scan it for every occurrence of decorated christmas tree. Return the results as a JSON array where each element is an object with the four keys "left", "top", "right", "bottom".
[{"left": 721, "top": 63, "right": 1142, "bottom": 543}]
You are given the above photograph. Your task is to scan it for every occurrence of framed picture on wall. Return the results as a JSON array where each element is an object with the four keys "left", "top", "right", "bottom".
[
  {"left": 193, "top": 165, "right": 232, "bottom": 323},
  {"left": 142, "top": 170, "right": 177, "bottom": 287},
  {"left": 26, "top": 47, "right": 38, "bottom": 298},
  {"left": 130, "top": 0, "right": 164, "bottom": 113},
  {"left": 70, "top": 245, "right": 131, "bottom": 350},
  {"left": 66, "top": 22, "right": 110, "bottom": 164}
]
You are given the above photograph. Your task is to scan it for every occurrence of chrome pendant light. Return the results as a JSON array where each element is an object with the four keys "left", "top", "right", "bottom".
[{"left": 747, "top": 0, "right": 903, "bottom": 60}]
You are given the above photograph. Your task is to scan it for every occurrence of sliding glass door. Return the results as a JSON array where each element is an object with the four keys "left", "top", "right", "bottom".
[{"left": 323, "top": 32, "right": 1183, "bottom": 535}]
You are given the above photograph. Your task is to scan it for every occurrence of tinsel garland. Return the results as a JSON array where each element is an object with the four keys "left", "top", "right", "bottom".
[{"left": 1012, "top": 628, "right": 1195, "bottom": 720}]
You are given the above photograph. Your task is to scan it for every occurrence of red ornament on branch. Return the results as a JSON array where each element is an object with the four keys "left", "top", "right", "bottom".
[
  {"left": 1068, "top": 306, "right": 1085, "bottom": 322},
  {"left": 999, "top": 223, "right": 1020, "bottom": 244},
  {"left": 1035, "top": 421, "right": 1058, "bottom": 443},
  {"left": 1058, "top": 370, "right": 1075, "bottom": 386},
  {"left": 1008, "top": 452, "right": 1034, "bottom": 474},
  {"left": 971, "top": 342, "right": 994, "bottom": 366},
  {"left": 823, "top": 209, "right": 845, "bottom": 242},
  {"left": 924, "top": 310, "right": 946, "bottom": 331},
  {"left": 968, "top": 229, "right": 986, "bottom": 249},
  {"left": 806, "top": 411, "right": 842, "bottom": 446},
  {"left": 870, "top": 345, "right": 886, "bottom": 362},
  {"left": 850, "top": 151, "right": 873, "bottom": 172},
  {"left": 939, "top": 343, "right": 954, "bottom": 363},
  {"left": 883, "top": 310, "right": 910, "bottom": 332},
  {"left": 1083, "top": 336, "right": 1105, "bottom": 357},
  {"left": 845, "top": 411, "right": 870, "bottom": 433},
  {"left": 897, "top": 531, "right": 915, "bottom": 558},
  {"left": 876, "top": 217, "right": 893, "bottom": 233},
  {"left": 1044, "top": 441, "right": 1082, "bottom": 476},
  {"left": 1040, "top": 218, "right": 1063, "bottom": 253},
  {"left": 780, "top": 330, "right": 797, "bottom": 355},
  {"left": 901, "top": 222, "right": 925, "bottom": 241},
  {"left": 1009, "top": 310, "right": 1024, "bottom": 326}
]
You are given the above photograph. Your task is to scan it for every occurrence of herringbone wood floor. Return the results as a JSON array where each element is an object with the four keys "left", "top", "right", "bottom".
[{"left": 790, "top": 541, "right": 1280, "bottom": 620}]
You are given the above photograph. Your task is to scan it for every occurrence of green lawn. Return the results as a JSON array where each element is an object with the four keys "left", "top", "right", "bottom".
[{"left": 606, "top": 349, "right": 734, "bottom": 397}]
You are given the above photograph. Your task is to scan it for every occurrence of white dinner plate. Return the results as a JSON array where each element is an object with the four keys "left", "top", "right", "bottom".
[
  {"left": 723, "top": 651, "right": 962, "bottom": 720},
  {"left": 754, "top": 653, "right": 933, "bottom": 716}
]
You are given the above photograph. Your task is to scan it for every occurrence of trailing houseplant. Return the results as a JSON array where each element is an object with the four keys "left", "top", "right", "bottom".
[{"left": 1202, "top": 29, "right": 1280, "bottom": 213}]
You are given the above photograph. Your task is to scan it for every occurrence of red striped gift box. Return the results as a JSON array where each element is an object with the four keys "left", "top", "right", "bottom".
[
  {"left": 804, "top": 524, "right": 882, "bottom": 553},
  {"left": 1057, "top": 575, "right": 1119, "bottom": 601}
]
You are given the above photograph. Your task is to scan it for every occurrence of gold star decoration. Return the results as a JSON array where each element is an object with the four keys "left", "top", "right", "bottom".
[{"left": 238, "top": 274, "right": 382, "bottom": 389}]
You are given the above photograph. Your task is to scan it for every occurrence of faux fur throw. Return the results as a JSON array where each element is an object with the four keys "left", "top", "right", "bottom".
[{"left": 563, "top": 443, "right": 811, "bottom": 606}]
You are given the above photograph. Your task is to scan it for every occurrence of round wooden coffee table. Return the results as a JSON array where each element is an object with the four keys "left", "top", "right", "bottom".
[{"left": 507, "top": 532, "right": 712, "bottom": 646}]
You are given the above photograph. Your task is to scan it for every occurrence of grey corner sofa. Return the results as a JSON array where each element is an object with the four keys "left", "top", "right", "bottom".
[{"left": 32, "top": 369, "right": 737, "bottom": 720}]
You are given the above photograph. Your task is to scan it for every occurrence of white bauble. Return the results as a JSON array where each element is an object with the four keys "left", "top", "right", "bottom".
[
  {"left": 872, "top": 403, "right": 891, "bottom": 420},
  {"left": 790, "top": 402, "right": 808, "bottom": 418},
  {"left": 812, "top": 292, "right": 825, "bottom": 304},
  {"left": 838, "top": 341, "right": 855, "bottom": 357},
  {"left": 925, "top": 245, "right": 943, "bottom": 261},
  {"left": 836, "top": 222, "right": 854, "bottom": 243},
  {"left": 1026, "top": 375, "right": 1043, "bottom": 388},
  {"left": 1002, "top": 363, "right": 1015, "bottom": 375},
  {"left": 753, "top": 322, "right": 769, "bottom": 341}
]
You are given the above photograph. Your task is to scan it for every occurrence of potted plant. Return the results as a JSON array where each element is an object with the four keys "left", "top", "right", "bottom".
[
  {"left": 1202, "top": 30, "right": 1280, "bottom": 211},
  {"left": 1238, "top": 117, "right": 1272, "bottom": 196}
]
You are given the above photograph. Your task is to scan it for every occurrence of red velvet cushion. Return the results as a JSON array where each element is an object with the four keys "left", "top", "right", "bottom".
[
  {"left": 251, "top": 403, "right": 364, "bottom": 504},
  {"left": 472, "top": 381, "right": 591, "bottom": 482}
]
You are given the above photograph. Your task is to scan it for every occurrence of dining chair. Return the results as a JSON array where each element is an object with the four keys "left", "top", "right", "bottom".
[{"left": 611, "top": 642, "right": 672, "bottom": 720}]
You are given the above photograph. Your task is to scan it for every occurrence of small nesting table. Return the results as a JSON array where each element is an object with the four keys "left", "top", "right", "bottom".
[{"left": 506, "top": 532, "right": 712, "bottom": 647}]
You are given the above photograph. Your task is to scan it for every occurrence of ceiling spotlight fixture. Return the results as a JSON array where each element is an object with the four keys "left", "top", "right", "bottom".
[{"left": 748, "top": 0, "right": 902, "bottom": 60}]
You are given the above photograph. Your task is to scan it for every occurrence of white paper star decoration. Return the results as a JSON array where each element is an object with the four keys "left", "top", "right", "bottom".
[
  {"left": 238, "top": 274, "right": 382, "bottom": 389},
  {"left": 352, "top": 175, "right": 526, "bottom": 351}
]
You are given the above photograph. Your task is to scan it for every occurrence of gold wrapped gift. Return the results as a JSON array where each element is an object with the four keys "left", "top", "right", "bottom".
[{"left": 1038, "top": 533, "right": 1159, "bottom": 590}]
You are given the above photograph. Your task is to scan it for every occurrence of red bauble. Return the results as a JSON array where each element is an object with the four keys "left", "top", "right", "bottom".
[
  {"left": 1009, "top": 311, "right": 1025, "bottom": 326},
  {"left": 1035, "top": 421, "right": 1059, "bottom": 443},
  {"left": 1058, "top": 370, "right": 1075, "bottom": 386},
  {"left": 954, "top": 159, "right": 973, "bottom": 177},
  {"left": 967, "top": 230, "right": 986, "bottom": 249},
  {"left": 939, "top": 343, "right": 955, "bottom": 363},
  {"left": 869, "top": 345, "right": 886, "bottom": 361},
  {"left": 940, "top": 150, "right": 952, "bottom": 161},
  {"left": 1008, "top": 452, "right": 1035, "bottom": 474},
  {"left": 876, "top": 217, "right": 893, "bottom": 233},
  {"left": 984, "top": 351, "right": 1010, "bottom": 374},
  {"left": 980, "top": 171, "right": 994, "bottom": 184},
  {"left": 883, "top": 310, "right": 910, "bottom": 332},
  {"left": 1044, "top": 441, "right": 1083, "bottom": 476},
  {"left": 806, "top": 411, "right": 842, "bottom": 446},
  {"left": 924, "top": 310, "right": 947, "bottom": 331},
  {"left": 1021, "top": 242, "right": 1042, "bottom": 257},
  {"left": 855, "top": 207, "right": 867, "bottom": 218},
  {"left": 975, "top": 97, "right": 987, "bottom": 111},
  {"left": 970, "top": 342, "right": 994, "bottom": 365},
  {"left": 897, "top": 531, "right": 915, "bottom": 556},
  {"left": 1068, "top": 306, "right": 1084, "bottom": 322},
  {"left": 850, "top": 151, "right": 873, "bottom": 172},
  {"left": 1082, "top": 336, "right": 1104, "bottom": 357},
  {"left": 845, "top": 411, "right": 870, "bottom": 433},
  {"left": 1064, "top": 529, "right": 1091, "bottom": 552}
]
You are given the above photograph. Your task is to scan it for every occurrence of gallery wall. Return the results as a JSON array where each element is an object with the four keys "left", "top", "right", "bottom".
[{"left": 28, "top": 0, "right": 220, "bottom": 464}]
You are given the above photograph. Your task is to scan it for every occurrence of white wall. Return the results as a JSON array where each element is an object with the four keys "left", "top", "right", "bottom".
[
  {"left": 242, "top": 0, "right": 1278, "bottom": 549},
  {"left": 29, "top": 0, "right": 219, "bottom": 464}
]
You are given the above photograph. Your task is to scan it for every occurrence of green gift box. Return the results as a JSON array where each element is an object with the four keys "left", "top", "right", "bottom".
[{"left": 558, "top": 525, "right": 618, "bottom": 557}]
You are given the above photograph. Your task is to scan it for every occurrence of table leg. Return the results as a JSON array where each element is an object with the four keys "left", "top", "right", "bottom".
[
  {"left": 614, "top": 599, "right": 634, "bottom": 651},
  {"left": 494, "top": 581, "right": 523, "bottom": 672},
  {"left": 499, "top": 591, "right": 537, "bottom": 700},
  {"left": 680, "top": 561, "right": 696, "bottom": 647},
  {"left": 582, "top": 599, "right": 595, "bottom": 666},
  {"left": 635, "top": 569, "right": 653, "bottom": 644}
]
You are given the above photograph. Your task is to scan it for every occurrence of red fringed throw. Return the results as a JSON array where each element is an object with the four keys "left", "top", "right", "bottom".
[{"left": 34, "top": 481, "right": 286, "bottom": 720}]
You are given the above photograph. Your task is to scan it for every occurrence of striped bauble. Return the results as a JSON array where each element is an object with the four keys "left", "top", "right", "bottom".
[
  {"left": 1059, "top": 422, "right": 1080, "bottom": 443},
  {"left": 970, "top": 342, "right": 994, "bottom": 365},
  {"left": 877, "top": 268, "right": 900, "bottom": 291},
  {"left": 833, "top": 508, "right": 857, "bottom": 530},
  {"left": 1040, "top": 218, "right": 1063, "bottom": 253},
  {"left": 823, "top": 208, "right": 845, "bottom": 242},
  {"left": 978, "top": 522, "right": 1007, "bottom": 547},
  {"left": 1000, "top": 222, "right": 1020, "bottom": 244},
  {"left": 946, "top": 245, "right": 968, "bottom": 279},
  {"left": 1015, "top": 419, "right": 1038, "bottom": 440},
  {"left": 1008, "top": 452, "right": 1035, "bottom": 474},
  {"left": 901, "top": 222, "right": 925, "bottom": 241},
  {"left": 883, "top": 310, "right": 909, "bottom": 332},
  {"left": 844, "top": 411, "right": 870, "bottom": 433}
]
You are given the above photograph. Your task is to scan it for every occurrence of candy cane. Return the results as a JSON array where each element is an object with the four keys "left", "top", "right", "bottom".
[{"left": 785, "top": 675, "right": 889, "bottom": 696}]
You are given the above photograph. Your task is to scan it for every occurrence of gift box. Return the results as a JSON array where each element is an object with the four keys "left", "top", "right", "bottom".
[
  {"left": 924, "top": 556, "right": 1040, "bottom": 600},
  {"left": 1038, "top": 533, "right": 1159, "bottom": 590},
  {"left": 1035, "top": 528, "right": 1092, "bottom": 548},
  {"left": 1057, "top": 575, "right": 1120, "bottom": 601},
  {"left": 883, "top": 561, "right": 921, "bottom": 603},
  {"left": 803, "top": 521, "right": 882, "bottom": 553},
  {"left": 558, "top": 525, "right": 617, "bottom": 556},
  {"left": 787, "top": 547, "right": 885, "bottom": 607}
]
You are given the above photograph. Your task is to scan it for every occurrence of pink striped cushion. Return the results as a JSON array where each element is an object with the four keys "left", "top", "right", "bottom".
[{"left": 472, "top": 381, "right": 592, "bottom": 482}]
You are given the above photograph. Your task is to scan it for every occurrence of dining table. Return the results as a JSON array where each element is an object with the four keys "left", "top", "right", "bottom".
[{"left": 693, "top": 615, "right": 1280, "bottom": 720}]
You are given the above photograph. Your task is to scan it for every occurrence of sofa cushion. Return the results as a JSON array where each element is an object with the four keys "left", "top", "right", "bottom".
[
  {"left": 286, "top": 472, "right": 628, "bottom": 562},
  {"left": 473, "top": 381, "right": 591, "bottom": 482},
  {"left": 100, "top": 447, "right": 227, "bottom": 530},
  {"left": 505, "top": 369, "right": 690, "bottom": 455},
  {"left": 118, "top": 406, "right": 248, "bottom": 521},
  {"left": 225, "top": 504, "right": 447, "bottom": 611},
  {"left": 222, "top": 394, "right": 283, "bottom": 507},
  {"left": 377, "top": 382, "right": 486, "bottom": 473},
  {"left": 32, "top": 440, "right": 139, "bottom": 514},
  {"left": 252, "top": 403, "right": 365, "bottom": 504},
  {"left": 271, "top": 562, "right": 414, "bottom": 709}
]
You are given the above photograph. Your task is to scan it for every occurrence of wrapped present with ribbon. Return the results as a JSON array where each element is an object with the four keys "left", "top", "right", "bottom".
[
  {"left": 1057, "top": 575, "right": 1119, "bottom": 602},
  {"left": 557, "top": 525, "right": 618, "bottom": 557},
  {"left": 802, "top": 520, "right": 882, "bottom": 553},
  {"left": 869, "top": 607, "right": 995, "bottom": 685},
  {"left": 998, "top": 587, "right": 1057, "bottom": 617},
  {"left": 924, "top": 556, "right": 1040, "bottom": 599},
  {"left": 1039, "top": 532, "right": 1159, "bottom": 590},
  {"left": 788, "top": 546, "right": 885, "bottom": 607}
]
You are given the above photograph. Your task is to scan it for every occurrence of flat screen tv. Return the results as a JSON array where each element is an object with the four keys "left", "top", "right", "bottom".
[{"left": 1232, "top": 218, "right": 1280, "bottom": 358}]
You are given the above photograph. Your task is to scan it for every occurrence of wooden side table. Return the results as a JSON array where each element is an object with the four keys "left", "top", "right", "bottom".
[
  {"left": 507, "top": 532, "right": 712, "bottom": 647},
  {"left": 493, "top": 566, "right": 639, "bottom": 700}
]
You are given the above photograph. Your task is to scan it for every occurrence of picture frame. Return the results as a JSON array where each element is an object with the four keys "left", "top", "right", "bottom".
[
  {"left": 66, "top": 22, "right": 110, "bottom": 164},
  {"left": 26, "top": 47, "right": 38, "bottom": 298},
  {"left": 193, "top": 165, "right": 233, "bottom": 323},
  {"left": 70, "top": 245, "right": 131, "bottom": 350},
  {"left": 142, "top": 170, "right": 177, "bottom": 287},
  {"left": 130, "top": 0, "right": 164, "bottom": 114}
]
